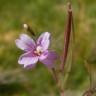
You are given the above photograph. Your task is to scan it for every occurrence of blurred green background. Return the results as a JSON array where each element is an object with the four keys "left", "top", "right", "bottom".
[{"left": 0, "top": 0, "right": 96, "bottom": 96}]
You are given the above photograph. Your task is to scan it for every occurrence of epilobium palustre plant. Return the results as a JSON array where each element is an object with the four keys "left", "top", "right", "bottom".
[
  {"left": 15, "top": 2, "right": 72, "bottom": 96},
  {"left": 15, "top": 2, "right": 96, "bottom": 96}
]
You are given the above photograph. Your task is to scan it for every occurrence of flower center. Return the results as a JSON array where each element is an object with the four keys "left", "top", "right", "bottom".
[{"left": 34, "top": 46, "right": 42, "bottom": 56}]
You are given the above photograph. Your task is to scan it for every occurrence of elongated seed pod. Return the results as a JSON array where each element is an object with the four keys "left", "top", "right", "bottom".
[{"left": 61, "top": 2, "right": 72, "bottom": 72}]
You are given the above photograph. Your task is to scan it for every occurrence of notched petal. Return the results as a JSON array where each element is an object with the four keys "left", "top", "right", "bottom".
[
  {"left": 40, "top": 51, "right": 59, "bottom": 68},
  {"left": 15, "top": 34, "right": 36, "bottom": 51},
  {"left": 18, "top": 51, "right": 38, "bottom": 65},
  {"left": 15, "top": 39, "right": 27, "bottom": 51},
  {"left": 24, "top": 63, "right": 36, "bottom": 69},
  {"left": 20, "top": 34, "right": 35, "bottom": 46},
  {"left": 37, "top": 32, "right": 51, "bottom": 51}
]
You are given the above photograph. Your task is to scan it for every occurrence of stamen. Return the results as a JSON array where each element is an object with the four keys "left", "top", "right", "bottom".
[
  {"left": 36, "top": 46, "right": 42, "bottom": 53},
  {"left": 34, "top": 46, "right": 42, "bottom": 56}
]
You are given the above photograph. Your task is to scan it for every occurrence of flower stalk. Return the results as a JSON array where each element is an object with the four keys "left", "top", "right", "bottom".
[{"left": 51, "top": 68, "right": 59, "bottom": 83}]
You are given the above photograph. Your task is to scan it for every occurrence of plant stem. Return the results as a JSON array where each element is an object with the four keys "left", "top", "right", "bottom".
[
  {"left": 60, "top": 89, "right": 64, "bottom": 96},
  {"left": 52, "top": 68, "right": 58, "bottom": 83}
]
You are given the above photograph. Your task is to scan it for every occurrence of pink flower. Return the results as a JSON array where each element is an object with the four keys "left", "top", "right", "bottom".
[{"left": 15, "top": 32, "right": 58, "bottom": 69}]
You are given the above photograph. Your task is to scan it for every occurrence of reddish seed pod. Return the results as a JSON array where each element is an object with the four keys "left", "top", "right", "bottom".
[{"left": 61, "top": 2, "right": 73, "bottom": 72}]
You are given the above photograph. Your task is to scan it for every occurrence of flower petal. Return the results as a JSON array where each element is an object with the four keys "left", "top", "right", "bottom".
[
  {"left": 24, "top": 63, "right": 36, "bottom": 69},
  {"left": 15, "top": 34, "right": 36, "bottom": 51},
  {"left": 39, "top": 50, "right": 49, "bottom": 60},
  {"left": 39, "top": 51, "right": 58, "bottom": 68},
  {"left": 40, "top": 59, "right": 54, "bottom": 68},
  {"left": 18, "top": 51, "right": 38, "bottom": 67},
  {"left": 37, "top": 32, "right": 50, "bottom": 51}
]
